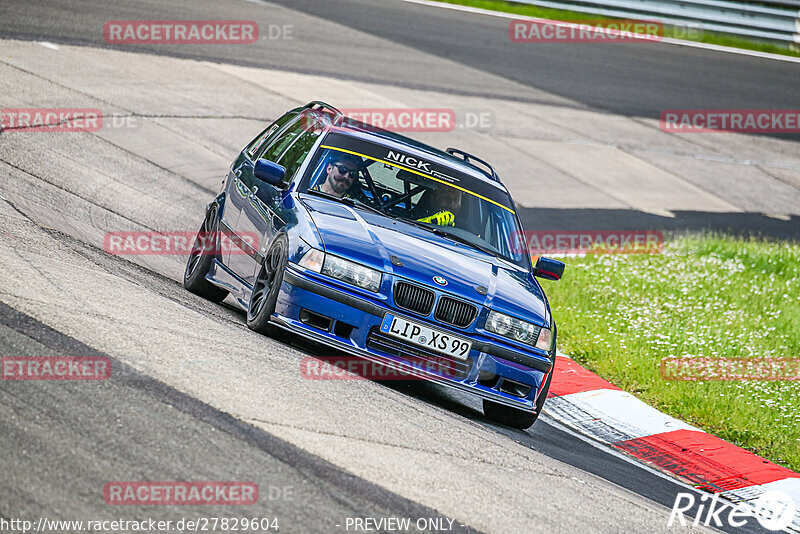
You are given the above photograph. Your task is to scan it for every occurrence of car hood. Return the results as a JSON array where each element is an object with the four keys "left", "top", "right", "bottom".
[{"left": 300, "top": 195, "right": 549, "bottom": 326}]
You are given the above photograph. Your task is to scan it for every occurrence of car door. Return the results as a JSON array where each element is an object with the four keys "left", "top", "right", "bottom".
[
  {"left": 228, "top": 114, "right": 324, "bottom": 285},
  {"left": 222, "top": 112, "right": 297, "bottom": 269}
]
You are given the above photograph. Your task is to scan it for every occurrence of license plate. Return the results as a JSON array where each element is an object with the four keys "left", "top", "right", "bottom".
[{"left": 380, "top": 313, "right": 472, "bottom": 361}]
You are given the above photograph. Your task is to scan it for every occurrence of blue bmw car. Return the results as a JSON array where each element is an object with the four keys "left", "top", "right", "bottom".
[{"left": 184, "top": 101, "right": 564, "bottom": 429}]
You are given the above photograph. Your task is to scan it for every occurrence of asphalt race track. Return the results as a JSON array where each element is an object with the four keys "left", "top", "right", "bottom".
[
  {"left": 2, "top": 0, "right": 799, "bottom": 123},
  {"left": 3, "top": 0, "right": 799, "bottom": 237},
  {"left": 0, "top": 0, "right": 797, "bottom": 532}
]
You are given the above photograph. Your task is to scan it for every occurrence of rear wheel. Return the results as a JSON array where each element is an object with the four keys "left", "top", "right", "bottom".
[
  {"left": 183, "top": 205, "right": 229, "bottom": 302},
  {"left": 246, "top": 234, "right": 288, "bottom": 335},
  {"left": 483, "top": 360, "right": 555, "bottom": 430}
]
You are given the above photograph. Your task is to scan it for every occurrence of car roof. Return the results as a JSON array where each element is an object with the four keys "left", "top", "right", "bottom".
[{"left": 302, "top": 108, "right": 509, "bottom": 194}]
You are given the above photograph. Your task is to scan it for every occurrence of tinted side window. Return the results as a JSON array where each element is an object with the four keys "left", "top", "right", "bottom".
[
  {"left": 259, "top": 117, "right": 309, "bottom": 162},
  {"left": 276, "top": 124, "right": 324, "bottom": 180},
  {"left": 245, "top": 112, "right": 296, "bottom": 159}
]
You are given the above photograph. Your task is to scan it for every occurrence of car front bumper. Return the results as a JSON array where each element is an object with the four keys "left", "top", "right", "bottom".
[{"left": 273, "top": 265, "right": 553, "bottom": 411}]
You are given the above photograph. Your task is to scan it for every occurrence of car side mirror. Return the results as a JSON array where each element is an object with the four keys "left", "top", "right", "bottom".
[
  {"left": 533, "top": 256, "right": 565, "bottom": 281},
  {"left": 254, "top": 158, "right": 286, "bottom": 187}
]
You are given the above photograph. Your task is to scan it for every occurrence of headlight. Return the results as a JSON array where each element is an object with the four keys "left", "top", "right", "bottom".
[
  {"left": 323, "top": 255, "right": 381, "bottom": 292},
  {"left": 298, "top": 249, "right": 382, "bottom": 292},
  {"left": 485, "top": 310, "right": 543, "bottom": 347}
]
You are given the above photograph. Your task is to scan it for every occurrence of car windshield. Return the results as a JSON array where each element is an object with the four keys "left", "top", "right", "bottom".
[{"left": 300, "top": 133, "right": 530, "bottom": 269}]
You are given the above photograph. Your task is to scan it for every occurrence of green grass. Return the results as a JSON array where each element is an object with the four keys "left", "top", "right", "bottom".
[
  {"left": 543, "top": 233, "right": 800, "bottom": 473},
  {"left": 439, "top": 0, "right": 800, "bottom": 57}
]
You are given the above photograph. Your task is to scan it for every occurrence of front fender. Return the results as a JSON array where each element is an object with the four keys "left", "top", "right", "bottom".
[
  {"left": 284, "top": 193, "right": 323, "bottom": 264},
  {"left": 207, "top": 192, "right": 227, "bottom": 219}
]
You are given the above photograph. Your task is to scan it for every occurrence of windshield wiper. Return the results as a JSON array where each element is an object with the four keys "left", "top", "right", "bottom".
[
  {"left": 305, "top": 190, "right": 386, "bottom": 217},
  {"left": 433, "top": 228, "right": 500, "bottom": 257},
  {"left": 341, "top": 196, "right": 387, "bottom": 217},
  {"left": 398, "top": 218, "right": 499, "bottom": 258}
]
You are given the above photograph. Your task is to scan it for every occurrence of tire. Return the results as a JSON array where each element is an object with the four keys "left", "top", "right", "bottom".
[
  {"left": 483, "top": 360, "right": 555, "bottom": 430},
  {"left": 483, "top": 400, "right": 537, "bottom": 430},
  {"left": 184, "top": 204, "right": 229, "bottom": 303},
  {"left": 246, "top": 234, "right": 288, "bottom": 335}
]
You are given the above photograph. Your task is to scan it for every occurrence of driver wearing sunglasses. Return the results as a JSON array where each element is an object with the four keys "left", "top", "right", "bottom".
[{"left": 318, "top": 153, "right": 360, "bottom": 198}]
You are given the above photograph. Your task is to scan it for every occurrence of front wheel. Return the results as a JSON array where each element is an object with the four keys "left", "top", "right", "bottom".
[
  {"left": 246, "top": 234, "right": 288, "bottom": 335},
  {"left": 483, "top": 400, "right": 537, "bottom": 430},
  {"left": 483, "top": 360, "right": 555, "bottom": 430}
]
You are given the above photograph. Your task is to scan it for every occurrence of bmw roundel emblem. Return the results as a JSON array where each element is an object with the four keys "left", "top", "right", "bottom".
[{"left": 433, "top": 276, "right": 448, "bottom": 286}]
